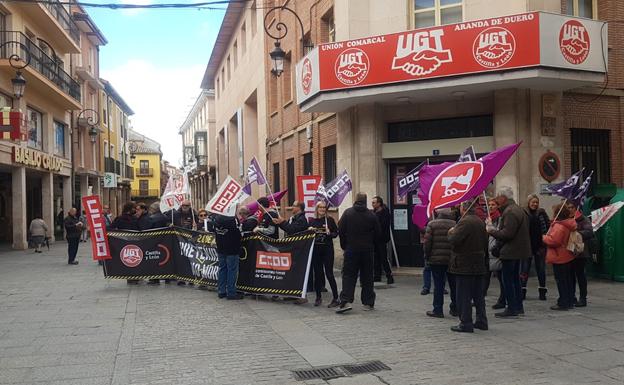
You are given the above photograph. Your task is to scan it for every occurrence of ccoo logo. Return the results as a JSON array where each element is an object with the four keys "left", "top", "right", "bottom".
[
  {"left": 559, "top": 20, "right": 590, "bottom": 65},
  {"left": 473, "top": 27, "right": 516, "bottom": 68},
  {"left": 301, "top": 58, "right": 313, "bottom": 95},
  {"left": 120, "top": 244, "right": 143, "bottom": 268},
  {"left": 335, "top": 48, "right": 369, "bottom": 86},
  {"left": 428, "top": 162, "right": 483, "bottom": 217}
]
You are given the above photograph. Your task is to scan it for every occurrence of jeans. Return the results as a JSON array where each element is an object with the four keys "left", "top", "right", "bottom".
[
  {"left": 67, "top": 237, "right": 79, "bottom": 263},
  {"left": 430, "top": 265, "right": 456, "bottom": 314},
  {"left": 339, "top": 250, "right": 375, "bottom": 306},
  {"left": 501, "top": 259, "right": 523, "bottom": 313},
  {"left": 422, "top": 265, "right": 432, "bottom": 290},
  {"left": 217, "top": 253, "right": 239, "bottom": 297},
  {"left": 374, "top": 241, "right": 392, "bottom": 279},
  {"left": 521, "top": 253, "right": 546, "bottom": 289},
  {"left": 455, "top": 275, "right": 488, "bottom": 328},
  {"left": 553, "top": 261, "right": 574, "bottom": 308},
  {"left": 313, "top": 246, "right": 338, "bottom": 299},
  {"left": 571, "top": 258, "right": 587, "bottom": 300}
]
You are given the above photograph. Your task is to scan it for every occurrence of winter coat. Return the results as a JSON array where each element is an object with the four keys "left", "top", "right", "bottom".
[
  {"left": 214, "top": 215, "right": 242, "bottom": 255},
  {"left": 574, "top": 211, "right": 594, "bottom": 259},
  {"left": 489, "top": 200, "right": 531, "bottom": 260},
  {"left": 64, "top": 215, "right": 82, "bottom": 239},
  {"left": 423, "top": 208, "right": 456, "bottom": 266},
  {"left": 543, "top": 218, "right": 577, "bottom": 265},
  {"left": 137, "top": 213, "right": 152, "bottom": 231},
  {"left": 374, "top": 205, "right": 392, "bottom": 243},
  {"left": 308, "top": 216, "right": 338, "bottom": 249},
  {"left": 256, "top": 209, "right": 279, "bottom": 239},
  {"left": 241, "top": 216, "right": 258, "bottom": 235},
  {"left": 525, "top": 207, "right": 550, "bottom": 256},
  {"left": 338, "top": 201, "right": 381, "bottom": 252},
  {"left": 173, "top": 208, "right": 197, "bottom": 229},
  {"left": 448, "top": 214, "right": 489, "bottom": 275},
  {"left": 279, "top": 212, "right": 309, "bottom": 236},
  {"left": 29, "top": 218, "right": 49, "bottom": 237},
  {"left": 111, "top": 214, "right": 139, "bottom": 231},
  {"left": 149, "top": 212, "right": 170, "bottom": 229}
]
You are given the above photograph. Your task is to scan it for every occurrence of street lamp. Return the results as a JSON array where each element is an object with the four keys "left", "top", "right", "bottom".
[
  {"left": 263, "top": 5, "right": 311, "bottom": 77},
  {"left": 128, "top": 141, "right": 138, "bottom": 165},
  {"left": 0, "top": 41, "right": 31, "bottom": 99},
  {"left": 77, "top": 109, "right": 100, "bottom": 143}
]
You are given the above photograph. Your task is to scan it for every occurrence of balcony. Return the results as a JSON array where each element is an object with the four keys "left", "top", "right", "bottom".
[
  {"left": 136, "top": 167, "right": 154, "bottom": 177},
  {"left": 0, "top": 31, "right": 81, "bottom": 107},
  {"left": 131, "top": 189, "right": 160, "bottom": 198},
  {"left": 104, "top": 157, "right": 116, "bottom": 174},
  {"left": 9, "top": 0, "right": 80, "bottom": 53}
]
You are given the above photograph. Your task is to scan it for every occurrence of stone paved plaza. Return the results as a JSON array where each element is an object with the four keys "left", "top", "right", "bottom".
[{"left": 1, "top": 241, "right": 624, "bottom": 385}]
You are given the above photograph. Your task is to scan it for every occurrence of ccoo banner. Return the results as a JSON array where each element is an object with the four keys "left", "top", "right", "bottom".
[{"left": 105, "top": 227, "right": 315, "bottom": 298}]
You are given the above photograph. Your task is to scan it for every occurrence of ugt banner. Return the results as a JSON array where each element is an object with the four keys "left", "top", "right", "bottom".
[
  {"left": 105, "top": 227, "right": 315, "bottom": 298},
  {"left": 81, "top": 195, "right": 111, "bottom": 261}
]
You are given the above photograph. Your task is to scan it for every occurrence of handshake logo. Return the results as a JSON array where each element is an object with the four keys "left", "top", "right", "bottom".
[
  {"left": 335, "top": 48, "right": 370, "bottom": 86},
  {"left": 391, "top": 29, "right": 452, "bottom": 77}
]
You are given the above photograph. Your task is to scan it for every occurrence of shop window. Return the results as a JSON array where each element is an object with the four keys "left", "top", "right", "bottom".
[
  {"left": 323, "top": 145, "right": 337, "bottom": 183},
  {"left": 272, "top": 162, "right": 280, "bottom": 193},
  {"left": 287, "top": 158, "right": 295, "bottom": 205},
  {"left": 566, "top": 0, "right": 596, "bottom": 19},
  {"left": 54, "top": 121, "right": 66, "bottom": 157},
  {"left": 571, "top": 128, "right": 610, "bottom": 189},
  {"left": 412, "top": 0, "right": 462, "bottom": 28},
  {"left": 27, "top": 107, "right": 43, "bottom": 150},
  {"left": 388, "top": 115, "right": 493, "bottom": 142},
  {"left": 303, "top": 152, "right": 313, "bottom": 175}
]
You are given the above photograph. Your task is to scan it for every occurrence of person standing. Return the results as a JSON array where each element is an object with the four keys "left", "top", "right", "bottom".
[
  {"left": 372, "top": 196, "right": 394, "bottom": 284},
  {"left": 214, "top": 214, "right": 243, "bottom": 300},
  {"left": 64, "top": 208, "right": 83, "bottom": 265},
  {"left": 566, "top": 201, "right": 594, "bottom": 307},
  {"left": 423, "top": 208, "right": 457, "bottom": 318},
  {"left": 239, "top": 206, "right": 258, "bottom": 235},
  {"left": 148, "top": 202, "right": 170, "bottom": 228},
  {"left": 447, "top": 200, "right": 489, "bottom": 333},
  {"left": 253, "top": 197, "right": 279, "bottom": 239},
  {"left": 522, "top": 194, "right": 550, "bottom": 300},
  {"left": 173, "top": 200, "right": 198, "bottom": 230},
  {"left": 29, "top": 216, "right": 49, "bottom": 253},
  {"left": 308, "top": 201, "right": 340, "bottom": 307},
  {"left": 135, "top": 202, "right": 152, "bottom": 231},
  {"left": 543, "top": 203, "right": 576, "bottom": 310},
  {"left": 111, "top": 203, "right": 140, "bottom": 285},
  {"left": 336, "top": 192, "right": 381, "bottom": 314},
  {"left": 488, "top": 187, "right": 530, "bottom": 318},
  {"left": 273, "top": 201, "right": 308, "bottom": 236},
  {"left": 103, "top": 205, "right": 113, "bottom": 230},
  {"left": 487, "top": 198, "right": 506, "bottom": 310}
]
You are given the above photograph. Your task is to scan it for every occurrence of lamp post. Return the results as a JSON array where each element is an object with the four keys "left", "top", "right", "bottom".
[
  {"left": 128, "top": 141, "right": 138, "bottom": 165},
  {"left": 0, "top": 40, "right": 31, "bottom": 99},
  {"left": 263, "top": 5, "right": 311, "bottom": 77},
  {"left": 77, "top": 108, "right": 100, "bottom": 143}
]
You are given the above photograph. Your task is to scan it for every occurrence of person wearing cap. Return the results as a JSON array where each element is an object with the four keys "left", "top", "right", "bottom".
[{"left": 174, "top": 200, "right": 198, "bottom": 230}]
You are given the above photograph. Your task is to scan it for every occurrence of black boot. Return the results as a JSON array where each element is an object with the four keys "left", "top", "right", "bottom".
[{"left": 538, "top": 287, "right": 547, "bottom": 301}]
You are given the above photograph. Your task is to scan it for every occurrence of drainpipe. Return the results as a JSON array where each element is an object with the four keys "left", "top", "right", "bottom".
[{"left": 70, "top": 51, "right": 76, "bottom": 210}]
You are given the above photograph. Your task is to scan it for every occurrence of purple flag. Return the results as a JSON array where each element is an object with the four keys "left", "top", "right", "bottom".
[
  {"left": 412, "top": 142, "right": 521, "bottom": 228},
  {"left": 458, "top": 146, "right": 476, "bottom": 162},
  {"left": 318, "top": 170, "right": 352, "bottom": 207},
  {"left": 571, "top": 171, "right": 593, "bottom": 206},
  {"left": 546, "top": 169, "right": 584, "bottom": 199},
  {"left": 397, "top": 162, "right": 425, "bottom": 198},
  {"left": 243, "top": 157, "right": 266, "bottom": 194}
]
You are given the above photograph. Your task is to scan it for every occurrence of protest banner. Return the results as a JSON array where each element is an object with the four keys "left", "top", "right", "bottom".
[{"left": 81, "top": 195, "right": 111, "bottom": 261}]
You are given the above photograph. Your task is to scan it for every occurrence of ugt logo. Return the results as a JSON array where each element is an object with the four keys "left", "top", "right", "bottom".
[
  {"left": 120, "top": 245, "right": 143, "bottom": 268},
  {"left": 301, "top": 58, "right": 313, "bottom": 95},
  {"left": 335, "top": 48, "right": 369, "bottom": 86},
  {"left": 428, "top": 162, "right": 483, "bottom": 217},
  {"left": 391, "top": 29, "right": 452, "bottom": 77},
  {"left": 559, "top": 20, "right": 590, "bottom": 65},
  {"left": 473, "top": 27, "right": 516, "bottom": 68}
]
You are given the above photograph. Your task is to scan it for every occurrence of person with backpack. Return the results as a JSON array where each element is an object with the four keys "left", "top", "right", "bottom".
[
  {"left": 543, "top": 202, "right": 577, "bottom": 311},
  {"left": 566, "top": 201, "right": 594, "bottom": 308}
]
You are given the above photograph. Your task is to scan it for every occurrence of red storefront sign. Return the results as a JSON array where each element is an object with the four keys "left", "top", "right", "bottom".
[
  {"left": 297, "top": 175, "right": 322, "bottom": 220},
  {"left": 81, "top": 195, "right": 112, "bottom": 261},
  {"left": 297, "top": 12, "right": 607, "bottom": 105}
]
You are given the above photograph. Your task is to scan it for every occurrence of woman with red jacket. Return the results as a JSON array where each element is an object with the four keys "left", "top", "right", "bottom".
[{"left": 542, "top": 203, "right": 577, "bottom": 311}]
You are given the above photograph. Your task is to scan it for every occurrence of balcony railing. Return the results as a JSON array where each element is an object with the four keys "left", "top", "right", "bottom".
[
  {"left": 136, "top": 167, "right": 154, "bottom": 177},
  {"left": 131, "top": 189, "right": 160, "bottom": 198},
  {"left": 43, "top": 0, "right": 80, "bottom": 44},
  {"left": 0, "top": 31, "right": 81, "bottom": 102}
]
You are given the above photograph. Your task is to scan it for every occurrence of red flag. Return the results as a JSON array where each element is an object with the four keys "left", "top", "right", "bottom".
[{"left": 81, "top": 196, "right": 112, "bottom": 260}]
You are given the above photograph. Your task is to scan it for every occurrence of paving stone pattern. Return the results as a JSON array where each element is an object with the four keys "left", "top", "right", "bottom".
[{"left": 1, "top": 242, "right": 624, "bottom": 384}]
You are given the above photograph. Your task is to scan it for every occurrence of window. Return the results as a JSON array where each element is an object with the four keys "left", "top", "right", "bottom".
[
  {"left": 110, "top": 144, "right": 115, "bottom": 160},
  {"left": 282, "top": 52, "right": 292, "bottom": 103},
  {"left": 287, "top": 158, "right": 295, "bottom": 205},
  {"left": 102, "top": 93, "right": 107, "bottom": 125},
  {"left": 53, "top": 121, "right": 65, "bottom": 156},
  {"left": 241, "top": 22, "right": 247, "bottom": 53},
  {"left": 221, "top": 68, "right": 225, "bottom": 90},
  {"left": 566, "top": 0, "right": 596, "bottom": 19},
  {"left": 107, "top": 99, "right": 113, "bottom": 130},
  {"left": 104, "top": 140, "right": 109, "bottom": 157},
  {"left": 233, "top": 40, "right": 238, "bottom": 68},
  {"left": 139, "top": 160, "right": 149, "bottom": 169},
  {"left": 322, "top": 9, "right": 335, "bottom": 43},
  {"left": 413, "top": 0, "right": 462, "bottom": 28},
  {"left": 303, "top": 152, "right": 313, "bottom": 175},
  {"left": 216, "top": 79, "right": 219, "bottom": 98},
  {"left": 227, "top": 55, "right": 231, "bottom": 80},
  {"left": 388, "top": 115, "right": 493, "bottom": 142},
  {"left": 139, "top": 180, "right": 149, "bottom": 194},
  {"left": 323, "top": 145, "right": 337, "bottom": 183},
  {"left": 571, "top": 128, "right": 610, "bottom": 188},
  {"left": 251, "top": 1, "right": 257, "bottom": 36},
  {"left": 27, "top": 107, "right": 43, "bottom": 150},
  {"left": 272, "top": 162, "right": 280, "bottom": 193},
  {"left": 328, "top": 14, "right": 335, "bottom": 42}
]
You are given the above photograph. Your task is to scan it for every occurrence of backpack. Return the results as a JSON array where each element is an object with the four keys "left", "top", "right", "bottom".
[{"left": 566, "top": 230, "right": 584, "bottom": 256}]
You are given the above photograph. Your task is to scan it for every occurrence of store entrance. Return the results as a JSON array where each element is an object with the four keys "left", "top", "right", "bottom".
[
  {"left": 0, "top": 172, "right": 12, "bottom": 244},
  {"left": 26, "top": 175, "right": 42, "bottom": 227}
]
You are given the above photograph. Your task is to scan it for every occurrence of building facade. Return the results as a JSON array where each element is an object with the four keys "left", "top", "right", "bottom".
[
  {"left": 129, "top": 129, "right": 162, "bottom": 205},
  {"left": 0, "top": 1, "right": 83, "bottom": 248},
  {"left": 179, "top": 89, "right": 216, "bottom": 209}
]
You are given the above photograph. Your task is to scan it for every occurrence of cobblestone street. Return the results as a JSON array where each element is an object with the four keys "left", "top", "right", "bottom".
[{"left": 1, "top": 242, "right": 624, "bottom": 385}]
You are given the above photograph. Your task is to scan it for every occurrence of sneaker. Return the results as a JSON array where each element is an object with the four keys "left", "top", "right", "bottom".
[
  {"left": 495, "top": 310, "right": 519, "bottom": 318},
  {"left": 68, "top": 261, "right": 79, "bottom": 265},
  {"left": 314, "top": 297, "right": 322, "bottom": 307},
  {"left": 362, "top": 304, "right": 374, "bottom": 311},
  {"left": 335, "top": 302, "right": 352, "bottom": 314},
  {"left": 426, "top": 311, "right": 444, "bottom": 318},
  {"left": 576, "top": 298, "right": 587, "bottom": 307},
  {"left": 420, "top": 288, "right": 430, "bottom": 295},
  {"left": 387, "top": 275, "right": 395, "bottom": 285},
  {"left": 218, "top": 293, "right": 227, "bottom": 299},
  {"left": 327, "top": 299, "right": 340, "bottom": 308},
  {"left": 227, "top": 293, "right": 244, "bottom": 300},
  {"left": 451, "top": 325, "right": 474, "bottom": 333},
  {"left": 492, "top": 302, "right": 506, "bottom": 310},
  {"left": 474, "top": 322, "right": 489, "bottom": 331}
]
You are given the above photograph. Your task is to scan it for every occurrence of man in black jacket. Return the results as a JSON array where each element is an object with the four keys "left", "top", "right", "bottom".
[
  {"left": 254, "top": 197, "right": 279, "bottom": 239},
  {"left": 336, "top": 193, "right": 381, "bottom": 314},
  {"left": 273, "top": 201, "right": 308, "bottom": 237},
  {"left": 173, "top": 200, "right": 197, "bottom": 230},
  {"left": 148, "top": 202, "right": 170, "bottom": 228},
  {"left": 214, "top": 214, "right": 243, "bottom": 300},
  {"left": 135, "top": 202, "right": 152, "bottom": 231},
  {"left": 372, "top": 196, "right": 394, "bottom": 284},
  {"left": 64, "top": 208, "right": 83, "bottom": 265}
]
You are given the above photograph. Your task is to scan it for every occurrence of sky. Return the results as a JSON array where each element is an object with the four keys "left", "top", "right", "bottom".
[{"left": 86, "top": 1, "right": 226, "bottom": 165}]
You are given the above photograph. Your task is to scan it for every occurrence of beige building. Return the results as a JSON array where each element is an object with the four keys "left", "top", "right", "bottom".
[
  {"left": 0, "top": 1, "right": 82, "bottom": 248},
  {"left": 201, "top": 1, "right": 269, "bottom": 198},
  {"left": 179, "top": 89, "right": 216, "bottom": 208}
]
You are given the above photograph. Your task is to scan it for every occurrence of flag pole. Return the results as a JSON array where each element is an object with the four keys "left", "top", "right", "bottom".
[{"left": 470, "top": 145, "right": 491, "bottom": 218}]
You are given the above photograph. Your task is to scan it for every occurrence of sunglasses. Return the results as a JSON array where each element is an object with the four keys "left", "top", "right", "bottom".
[
  {"left": 199, "top": 214, "right": 207, "bottom": 217},
  {"left": 181, "top": 204, "right": 191, "bottom": 207}
]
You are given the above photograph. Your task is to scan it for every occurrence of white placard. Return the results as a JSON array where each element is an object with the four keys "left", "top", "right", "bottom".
[{"left": 394, "top": 209, "right": 408, "bottom": 230}]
